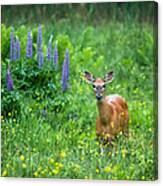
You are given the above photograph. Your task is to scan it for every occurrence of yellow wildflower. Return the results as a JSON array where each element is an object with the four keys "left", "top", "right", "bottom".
[
  {"left": 34, "top": 171, "right": 38, "bottom": 177},
  {"left": 96, "top": 168, "right": 100, "bottom": 173},
  {"left": 52, "top": 169, "right": 59, "bottom": 175},
  {"left": 148, "top": 128, "right": 152, "bottom": 132},
  {"left": 95, "top": 152, "right": 99, "bottom": 156},
  {"left": 41, "top": 170, "right": 45, "bottom": 175},
  {"left": 122, "top": 149, "right": 127, "bottom": 158},
  {"left": 8, "top": 112, "right": 11, "bottom": 116},
  {"left": 20, "top": 155, "right": 25, "bottom": 161},
  {"left": 55, "top": 162, "right": 59, "bottom": 167},
  {"left": 126, "top": 176, "right": 130, "bottom": 180},
  {"left": 141, "top": 176, "right": 145, "bottom": 180},
  {"left": 6, "top": 163, "right": 10, "bottom": 168},
  {"left": 12, "top": 128, "right": 15, "bottom": 134},
  {"left": 58, "top": 163, "right": 63, "bottom": 169},
  {"left": 2, "top": 170, "right": 7, "bottom": 177},
  {"left": 60, "top": 151, "right": 66, "bottom": 158},
  {"left": 80, "top": 156, "right": 84, "bottom": 161},
  {"left": 22, "top": 163, "right": 27, "bottom": 169},
  {"left": 104, "top": 166, "right": 111, "bottom": 173},
  {"left": 49, "top": 158, "right": 54, "bottom": 164}
]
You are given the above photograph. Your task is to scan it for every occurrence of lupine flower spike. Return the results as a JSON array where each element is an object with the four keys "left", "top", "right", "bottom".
[
  {"left": 47, "top": 35, "right": 53, "bottom": 61},
  {"left": 10, "top": 31, "right": 14, "bottom": 62},
  {"left": 16, "top": 37, "right": 20, "bottom": 60},
  {"left": 26, "top": 30, "right": 32, "bottom": 58},
  {"left": 65, "top": 49, "right": 70, "bottom": 80},
  {"left": 38, "top": 52, "right": 44, "bottom": 68},
  {"left": 37, "top": 25, "right": 42, "bottom": 54},
  {"left": 13, "top": 39, "right": 17, "bottom": 61},
  {"left": 61, "top": 61, "right": 68, "bottom": 91},
  {"left": 61, "top": 49, "right": 70, "bottom": 92},
  {"left": 6, "top": 65, "right": 14, "bottom": 91},
  {"left": 37, "top": 25, "right": 44, "bottom": 68}
]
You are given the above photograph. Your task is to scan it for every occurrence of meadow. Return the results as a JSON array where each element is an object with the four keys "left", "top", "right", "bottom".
[{"left": 1, "top": 3, "right": 157, "bottom": 180}]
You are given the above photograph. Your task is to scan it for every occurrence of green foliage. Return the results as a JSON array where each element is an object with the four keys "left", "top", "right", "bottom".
[{"left": 1, "top": 14, "right": 157, "bottom": 180}]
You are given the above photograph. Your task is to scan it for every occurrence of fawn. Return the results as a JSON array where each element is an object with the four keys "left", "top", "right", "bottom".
[{"left": 84, "top": 71, "right": 129, "bottom": 145}]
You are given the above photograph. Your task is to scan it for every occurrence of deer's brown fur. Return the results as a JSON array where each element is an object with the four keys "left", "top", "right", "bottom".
[{"left": 96, "top": 94, "right": 129, "bottom": 140}]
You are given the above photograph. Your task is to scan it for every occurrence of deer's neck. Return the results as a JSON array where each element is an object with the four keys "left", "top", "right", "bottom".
[{"left": 97, "top": 98, "right": 111, "bottom": 126}]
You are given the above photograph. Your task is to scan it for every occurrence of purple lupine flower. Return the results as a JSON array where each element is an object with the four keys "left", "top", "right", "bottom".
[
  {"left": 53, "top": 43, "right": 58, "bottom": 67},
  {"left": 61, "top": 49, "right": 70, "bottom": 91},
  {"left": 13, "top": 39, "right": 17, "bottom": 61},
  {"left": 16, "top": 37, "right": 20, "bottom": 60},
  {"left": 26, "top": 31, "right": 32, "bottom": 58},
  {"left": 46, "top": 35, "right": 53, "bottom": 61},
  {"left": 65, "top": 49, "right": 70, "bottom": 80},
  {"left": 37, "top": 25, "right": 42, "bottom": 55},
  {"left": 10, "top": 31, "right": 14, "bottom": 61},
  {"left": 61, "top": 60, "right": 68, "bottom": 91},
  {"left": 6, "top": 65, "right": 14, "bottom": 91},
  {"left": 37, "top": 25, "right": 44, "bottom": 68},
  {"left": 38, "top": 52, "right": 44, "bottom": 68}
]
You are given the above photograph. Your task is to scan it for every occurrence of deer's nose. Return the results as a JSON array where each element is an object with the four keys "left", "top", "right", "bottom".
[{"left": 96, "top": 94, "right": 102, "bottom": 100}]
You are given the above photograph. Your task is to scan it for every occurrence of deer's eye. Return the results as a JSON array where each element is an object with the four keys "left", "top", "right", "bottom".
[
  {"left": 102, "top": 84, "right": 106, "bottom": 88},
  {"left": 93, "top": 85, "right": 96, "bottom": 88}
]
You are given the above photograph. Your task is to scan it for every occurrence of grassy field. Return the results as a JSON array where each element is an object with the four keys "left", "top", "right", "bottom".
[{"left": 1, "top": 3, "right": 157, "bottom": 180}]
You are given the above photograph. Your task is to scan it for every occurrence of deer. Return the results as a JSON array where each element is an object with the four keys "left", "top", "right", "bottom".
[{"left": 84, "top": 71, "right": 129, "bottom": 148}]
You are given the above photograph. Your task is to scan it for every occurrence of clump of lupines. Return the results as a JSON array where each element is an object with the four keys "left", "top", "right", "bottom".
[
  {"left": 37, "top": 25, "right": 44, "bottom": 68},
  {"left": 26, "top": 30, "right": 32, "bottom": 58},
  {"left": 6, "top": 65, "right": 14, "bottom": 91},
  {"left": 61, "top": 49, "right": 70, "bottom": 91},
  {"left": 53, "top": 43, "right": 58, "bottom": 68},
  {"left": 46, "top": 35, "right": 53, "bottom": 61}
]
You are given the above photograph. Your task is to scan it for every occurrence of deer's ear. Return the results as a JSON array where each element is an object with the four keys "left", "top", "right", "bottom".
[
  {"left": 103, "top": 71, "right": 114, "bottom": 84},
  {"left": 84, "top": 71, "right": 95, "bottom": 84}
]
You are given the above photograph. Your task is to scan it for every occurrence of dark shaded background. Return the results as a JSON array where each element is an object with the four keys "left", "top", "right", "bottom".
[{"left": 2, "top": 2, "right": 157, "bottom": 26}]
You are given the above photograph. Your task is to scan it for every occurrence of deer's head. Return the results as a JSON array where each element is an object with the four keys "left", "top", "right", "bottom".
[{"left": 84, "top": 71, "right": 114, "bottom": 101}]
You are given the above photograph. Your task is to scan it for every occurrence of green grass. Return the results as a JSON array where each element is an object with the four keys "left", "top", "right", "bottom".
[{"left": 1, "top": 15, "right": 157, "bottom": 180}]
